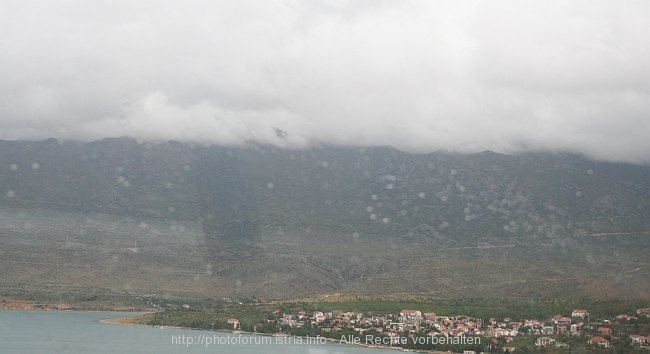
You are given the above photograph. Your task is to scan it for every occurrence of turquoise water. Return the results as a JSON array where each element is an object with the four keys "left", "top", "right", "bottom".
[{"left": 0, "top": 310, "right": 403, "bottom": 354}]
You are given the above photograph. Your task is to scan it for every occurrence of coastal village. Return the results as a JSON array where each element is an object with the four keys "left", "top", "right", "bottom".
[{"left": 221, "top": 305, "right": 650, "bottom": 353}]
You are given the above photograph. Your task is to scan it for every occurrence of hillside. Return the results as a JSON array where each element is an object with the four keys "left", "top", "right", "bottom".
[{"left": 1, "top": 138, "right": 649, "bottom": 299}]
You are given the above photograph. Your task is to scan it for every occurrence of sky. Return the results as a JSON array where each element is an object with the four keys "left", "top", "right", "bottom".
[{"left": 1, "top": 0, "right": 649, "bottom": 163}]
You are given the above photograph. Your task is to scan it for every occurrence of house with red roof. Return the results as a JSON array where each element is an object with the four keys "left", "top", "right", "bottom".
[
  {"left": 597, "top": 327, "right": 612, "bottom": 336},
  {"left": 227, "top": 318, "right": 240, "bottom": 329},
  {"left": 588, "top": 336, "right": 610, "bottom": 348}
]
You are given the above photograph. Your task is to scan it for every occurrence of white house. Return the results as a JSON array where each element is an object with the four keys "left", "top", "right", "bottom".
[
  {"left": 571, "top": 309, "right": 589, "bottom": 318},
  {"left": 536, "top": 337, "right": 556, "bottom": 347}
]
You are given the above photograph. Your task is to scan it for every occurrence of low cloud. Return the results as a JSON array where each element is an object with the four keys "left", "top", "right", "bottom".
[{"left": 1, "top": 0, "right": 649, "bottom": 163}]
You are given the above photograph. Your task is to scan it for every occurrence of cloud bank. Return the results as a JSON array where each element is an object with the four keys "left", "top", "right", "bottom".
[{"left": 1, "top": 0, "right": 649, "bottom": 163}]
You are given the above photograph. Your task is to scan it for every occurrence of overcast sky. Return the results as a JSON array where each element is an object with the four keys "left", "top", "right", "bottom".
[{"left": 1, "top": 0, "right": 649, "bottom": 163}]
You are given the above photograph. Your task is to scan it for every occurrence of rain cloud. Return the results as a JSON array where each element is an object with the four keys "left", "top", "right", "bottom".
[{"left": 1, "top": 0, "right": 649, "bottom": 163}]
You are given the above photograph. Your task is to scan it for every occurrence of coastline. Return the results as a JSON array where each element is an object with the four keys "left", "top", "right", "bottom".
[
  {"left": 0, "top": 307, "right": 153, "bottom": 313},
  {"left": 100, "top": 313, "right": 450, "bottom": 354},
  {"left": 0, "top": 298, "right": 153, "bottom": 312}
]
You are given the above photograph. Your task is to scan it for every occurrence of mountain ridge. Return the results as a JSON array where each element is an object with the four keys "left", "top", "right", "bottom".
[{"left": 1, "top": 137, "right": 649, "bottom": 299}]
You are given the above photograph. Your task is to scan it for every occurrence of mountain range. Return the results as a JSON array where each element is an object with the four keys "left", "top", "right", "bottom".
[{"left": 1, "top": 138, "right": 649, "bottom": 299}]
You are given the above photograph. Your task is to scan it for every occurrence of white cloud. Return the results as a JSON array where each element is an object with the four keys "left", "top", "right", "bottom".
[{"left": 1, "top": 0, "right": 649, "bottom": 163}]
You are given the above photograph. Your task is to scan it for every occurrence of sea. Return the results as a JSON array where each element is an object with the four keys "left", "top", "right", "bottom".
[{"left": 0, "top": 310, "right": 405, "bottom": 354}]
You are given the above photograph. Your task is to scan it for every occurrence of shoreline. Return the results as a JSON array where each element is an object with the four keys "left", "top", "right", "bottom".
[
  {"left": 0, "top": 307, "right": 154, "bottom": 313},
  {"left": 0, "top": 299, "right": 155, "bottom": 313},
  {"left": 100, "top": 313, "right": 450, "bottom": 354}
]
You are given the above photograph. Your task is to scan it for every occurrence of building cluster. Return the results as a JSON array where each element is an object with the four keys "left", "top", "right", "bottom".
[{"left": 235, "top": 306, "right": 649, "bottom": 351}]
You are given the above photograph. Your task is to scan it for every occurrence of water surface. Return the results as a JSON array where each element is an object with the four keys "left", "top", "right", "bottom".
[{"left": 0, "top": 310, "right": 404, "bottom": 354}]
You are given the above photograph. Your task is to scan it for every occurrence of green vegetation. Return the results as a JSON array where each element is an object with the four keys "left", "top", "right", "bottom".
[
  {"left": 131, "top": 296, "right": 650, "bottom": 353},
  {"left": 1, "top": 138, "right": 649, "bottom": 300},
  {"left": 278, "top": 297, "right": 649, "bottom": 320},
  {"left": 140, "top": 296, "right": 648, "bottom": 328}
]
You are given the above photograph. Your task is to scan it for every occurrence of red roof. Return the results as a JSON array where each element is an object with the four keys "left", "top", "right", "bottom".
[{"left": 590, "top": 336, "right": 608, "bottom": 343}]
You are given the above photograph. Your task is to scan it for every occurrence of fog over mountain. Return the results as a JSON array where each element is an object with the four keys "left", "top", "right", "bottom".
[
  {"left": 1, "top": 1, "right": 650, "bottom": 163},
  {"left": 1, "top": 139, "right": 649, "bottom": 299}
]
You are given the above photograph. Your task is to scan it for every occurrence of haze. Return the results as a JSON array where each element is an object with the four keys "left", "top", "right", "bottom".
[{"left": 1, "top": 0, "right": 649, "bottom": 163}]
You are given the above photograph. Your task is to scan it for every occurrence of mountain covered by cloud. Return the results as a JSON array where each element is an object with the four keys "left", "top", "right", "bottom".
[{"left": 1, "top": 1, "right": 649, "bottom": 163}]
